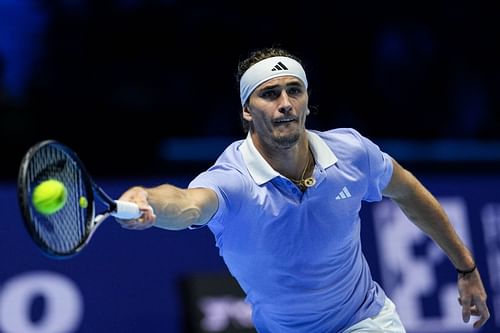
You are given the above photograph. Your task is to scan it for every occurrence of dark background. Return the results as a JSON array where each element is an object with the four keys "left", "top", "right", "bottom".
[
  {"left": 1, "top": 3, "right": 500, "bottom": 332},
  {"left": 1, "top": 0, "right": 500, "bottom": 181}
]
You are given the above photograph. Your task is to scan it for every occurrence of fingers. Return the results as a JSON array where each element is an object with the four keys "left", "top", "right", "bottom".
[
  {"left": 461, "top": 297, "right": 471, "bottom": 323},
  {"left": 469, "top": 305, "right": 480, "bottom": 316},
  {"left": 116, "top": 215, "right": 155, "bottom": 230},
  {"left": 457, "top": 267, "right": 490, "bottom": 328},
  {"left": 116, "top": 205, "right": 156, "bottom": 229},
  {"left": 472, "top": 300, "right": 490, "bottom": 328},
  {"left": 458, "top": 296, "right": 490, "bottom": 328},
  {"left": 140, "top": 204, "right": 156, "bottom": 221}
]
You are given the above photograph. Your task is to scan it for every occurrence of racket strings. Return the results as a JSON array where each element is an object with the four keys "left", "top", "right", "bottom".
[{"left": 26, "top": 144, "right": 91, "bottom": 255}]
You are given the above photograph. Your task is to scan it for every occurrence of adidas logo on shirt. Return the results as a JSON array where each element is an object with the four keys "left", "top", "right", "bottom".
[
  {"left": 271, "top": 62, "right": 288, "bottom": 71},
  {"left": 335, "top": 186, "right": 352, "bottom": 200}
]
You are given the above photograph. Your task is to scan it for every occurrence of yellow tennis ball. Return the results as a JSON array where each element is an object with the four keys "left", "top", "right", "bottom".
[
  {"left": 32, "top": 179, "right": 68, "bottom": 215},
  {"left": 79, "top": 196, "right": 88, "bottom": 208}
]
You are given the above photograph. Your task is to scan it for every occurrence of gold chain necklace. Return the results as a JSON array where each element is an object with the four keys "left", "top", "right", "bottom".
[{"left": 289, "top": 150, "right": 316, "bottom": 191}]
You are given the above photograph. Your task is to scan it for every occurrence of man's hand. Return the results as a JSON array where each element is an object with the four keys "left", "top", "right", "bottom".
[
  {"left": 457, "top": 268, "right": 490, "bottom": 328},
  {"left": 115, "top": 186, "right": 156, "bottom": 230}
]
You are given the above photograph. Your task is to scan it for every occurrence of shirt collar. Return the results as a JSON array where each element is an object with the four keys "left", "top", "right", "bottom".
[{"left": 239, "top": 130, "right": 338, "bottom": 185}]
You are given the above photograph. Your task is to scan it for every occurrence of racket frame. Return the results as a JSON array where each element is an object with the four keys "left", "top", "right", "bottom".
[{"left": 17, "top": 140, "right": 118, "bottom": 258}]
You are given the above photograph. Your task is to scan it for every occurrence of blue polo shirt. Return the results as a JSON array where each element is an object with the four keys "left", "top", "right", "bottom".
[{"left": 188, "top": 128, "right": 394, "bottom": 333}]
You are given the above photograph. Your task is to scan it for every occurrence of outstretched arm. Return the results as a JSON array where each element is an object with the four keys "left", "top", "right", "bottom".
[
  {"left": 382, "top": 159, "right": 490, "bottom": 329},
  {"left": 115, "top": 184, "right": 218, "bottom": 231}
]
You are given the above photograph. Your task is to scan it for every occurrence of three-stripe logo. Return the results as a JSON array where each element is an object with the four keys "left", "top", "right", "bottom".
[
  {"left": 271, "top": 62, "right": 288, "bottom": 71},
  {"left": 335, "top": 186, "right": 352, "bottom": 200}
]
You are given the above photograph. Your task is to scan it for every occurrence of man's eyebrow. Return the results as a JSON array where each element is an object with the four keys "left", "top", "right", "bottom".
[{"left": 260, "top": 80, "right": 303, "bottom": 90}]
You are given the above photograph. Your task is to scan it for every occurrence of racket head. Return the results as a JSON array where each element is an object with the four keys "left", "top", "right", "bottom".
[{"left": 17, "top": 140, "right": 96, "bottom": 258}]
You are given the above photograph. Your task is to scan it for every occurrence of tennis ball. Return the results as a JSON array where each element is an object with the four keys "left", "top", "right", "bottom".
[
  {"left": 79, "top": 196, "right": 88, "bottom": 208},
  {"left": 32, "top": 179, "right": 68, "bottom": 215}
]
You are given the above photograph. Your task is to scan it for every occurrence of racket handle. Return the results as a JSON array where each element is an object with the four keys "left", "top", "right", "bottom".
[{"left": 112, "top": 200, "right": 143, "bottom": 219}]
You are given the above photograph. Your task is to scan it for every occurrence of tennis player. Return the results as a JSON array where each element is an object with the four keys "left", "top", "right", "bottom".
[{"left": 116, "top": 47, "right": 490, "bottom": 332}]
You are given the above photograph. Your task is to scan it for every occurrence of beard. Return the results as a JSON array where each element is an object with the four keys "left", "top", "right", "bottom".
[{"left": 273, "top": 131, "right": 301, "bottom": 149}]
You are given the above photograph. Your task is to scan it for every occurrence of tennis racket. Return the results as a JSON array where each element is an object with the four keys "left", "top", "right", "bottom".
[{"left": 17, "top": 140, "right": 143, "bottom": 259}]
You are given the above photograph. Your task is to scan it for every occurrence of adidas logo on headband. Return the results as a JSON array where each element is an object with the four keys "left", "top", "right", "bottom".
[
  {"left": 271, "top": 62, "right": 289, "bottom": 71},
  {"left": 239, "top": 56, "right": 308, "bottom": 106}
]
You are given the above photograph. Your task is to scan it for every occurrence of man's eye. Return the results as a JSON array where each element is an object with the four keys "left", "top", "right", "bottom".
[
  {"left": 261, "top": 90, "right": 278, "bottom": 99},
  {"left": 287, "top": 87, "right": 302, "bottom": 95}
]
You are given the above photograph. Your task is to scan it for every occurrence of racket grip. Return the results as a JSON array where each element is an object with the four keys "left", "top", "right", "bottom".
[{"left": 112, "top": 200, "right": 143, "bottom": 219}]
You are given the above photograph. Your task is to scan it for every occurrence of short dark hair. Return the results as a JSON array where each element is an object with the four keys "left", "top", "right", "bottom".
[{"left": 236, "top": 47, "right": 303, "bottom": 133}]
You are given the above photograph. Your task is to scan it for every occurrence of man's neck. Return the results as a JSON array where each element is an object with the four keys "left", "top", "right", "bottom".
[{"left": 250, "top": 131, "right": 311, "bottom": 180}]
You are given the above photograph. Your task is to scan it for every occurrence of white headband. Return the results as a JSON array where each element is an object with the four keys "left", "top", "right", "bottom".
[{"left": 239, "top": 56, "right": 308, "bottom": 106}]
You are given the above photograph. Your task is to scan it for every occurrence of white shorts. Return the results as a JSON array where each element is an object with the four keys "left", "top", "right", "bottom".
[{"left": 343, "top": 297, "right": 406, "bottom": 333}]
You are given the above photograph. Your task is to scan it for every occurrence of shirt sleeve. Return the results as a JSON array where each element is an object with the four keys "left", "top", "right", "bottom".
[
  {"left": 187, "top": 171, "right": 227, "bottom": 230},
  {"left": 188, "top": 166, "right": 247, "bottom": 232},
  {"left": 350, "top": 129, "right": 394, "bottom": 202}
]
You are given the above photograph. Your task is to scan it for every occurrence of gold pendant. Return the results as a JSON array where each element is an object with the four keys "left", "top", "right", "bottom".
[{"left": 304, "top": 177, "right": 316, "bottom": 187}]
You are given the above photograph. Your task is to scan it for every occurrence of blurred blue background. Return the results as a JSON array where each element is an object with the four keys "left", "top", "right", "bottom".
[{"left": 1, "top": 1, "right": 500, "bottom": 332}]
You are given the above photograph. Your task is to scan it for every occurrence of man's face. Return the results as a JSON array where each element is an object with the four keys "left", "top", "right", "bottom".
[{"left": 243, "top": 76, "right": 309, "bottom": 149}]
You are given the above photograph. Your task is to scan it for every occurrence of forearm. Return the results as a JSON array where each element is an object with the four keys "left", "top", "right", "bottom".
[
  {"left": 144, "top": 185, "right": 203, "bottom": 230},
  {"left": 391, "top": 174, "right": 475, "bottom": 271},
  {"left": 118, "top": 184, "right": 217, "bottom": 231},
  {"left": 384, "top": 160, "right": 476, "bottom": 270},
  {"left": 385, "top": 160, "right": 490, "bottom": 327}
]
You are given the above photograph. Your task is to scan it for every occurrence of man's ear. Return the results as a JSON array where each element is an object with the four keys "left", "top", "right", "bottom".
[
  {"left": 242, "top": 106, "right": 252, "bottom": 121},
  {"left": 306, "top": 108, "right": 310, "bottom": 115}
]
